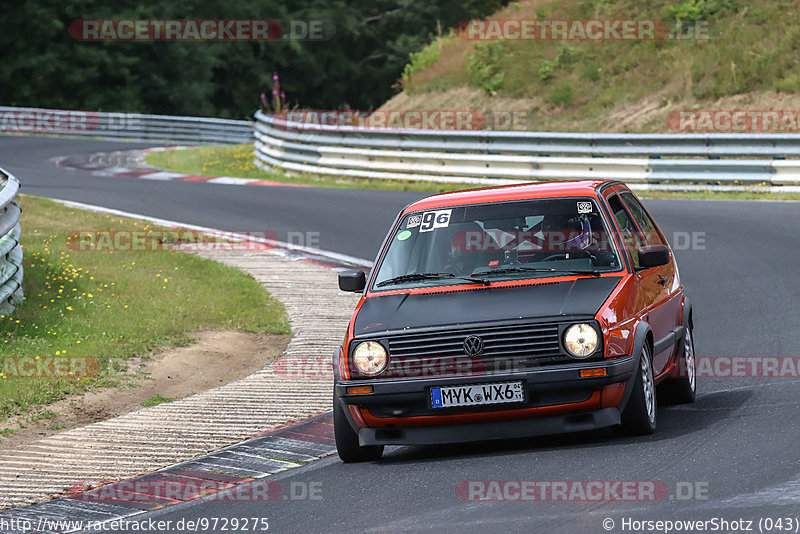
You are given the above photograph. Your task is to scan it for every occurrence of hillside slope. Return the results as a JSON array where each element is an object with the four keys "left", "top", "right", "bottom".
[{"left": 383, "top": 0, "right": 800, "bottom": 133}]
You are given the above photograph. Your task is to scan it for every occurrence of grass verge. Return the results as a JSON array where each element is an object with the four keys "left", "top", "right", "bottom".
[
  {"left": 141, "top": 395, "right": 175, "bottom": 407},
  {"left": 397, "top": 0, "right": 800, "bottom": 133},
  {"left": 144, "top": 143, "right": 478, "bottom": 193},
  {"left": 0, "top": 195, "right": 289, "bottom": 432},
  {"left": 146, "top": 143, "right": 800, "bottom": 201}
]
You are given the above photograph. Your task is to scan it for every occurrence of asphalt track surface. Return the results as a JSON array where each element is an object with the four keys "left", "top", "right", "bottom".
[{"left": 2, "top": 134, "right": 799, "bottom": 533}]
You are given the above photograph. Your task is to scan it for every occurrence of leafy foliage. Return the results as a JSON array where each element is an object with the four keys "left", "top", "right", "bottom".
[
  {"left": 398, "top": 0, "right": 800, "bottom": 132},
  {"left": 0, "top": 0, "right": 507, "bottom": 117},
  {"left": 402, "top": 39, "right": 444, "bottom": 87},
  {"left": 666, "top": 0, "right": 738, "bottom": 22},
  {"left": 466, "top": 41, "right": 507, "bottom": 92}
]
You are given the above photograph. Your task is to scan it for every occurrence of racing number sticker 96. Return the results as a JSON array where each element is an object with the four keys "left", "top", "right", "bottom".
[{"left": 419, "top": 209, "right": 452, "bottom": 232}]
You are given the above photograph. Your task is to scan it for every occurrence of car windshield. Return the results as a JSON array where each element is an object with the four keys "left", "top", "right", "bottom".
[{"left": 373, "top": 198, "right": 623, "bottom": 290}]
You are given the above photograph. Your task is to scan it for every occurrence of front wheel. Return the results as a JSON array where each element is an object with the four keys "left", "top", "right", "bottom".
[
  {"left": 658, "top": 326, "right": 697, "bottom": 404},
  {"left": 621, "top": 344, "right": 657, "bottom": 435},
  {"left": 333, "top": 394, "right": 383, "bottom": 463}
]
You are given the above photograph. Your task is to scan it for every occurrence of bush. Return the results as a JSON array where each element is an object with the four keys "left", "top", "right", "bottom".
[
  {"left": 666, "top": 0, "right": 738, "bottom": 22},
  {"left": 539, "top": 60, "right": 556, "bottom": 81},
  {"left": 466, "top": 41, "right": 507, "bottom": 92},
  {"left": 401, "top": 39, "right": 442, "bottom": 88},
  {"left": 555, "top": 44, "right": 580, "bottom": 67},
  {"left": 580, "top": 63, "right": 602, "bottom": 82},
  {"left": 547, "top": 83, "right": 574, "bottom": 107}
]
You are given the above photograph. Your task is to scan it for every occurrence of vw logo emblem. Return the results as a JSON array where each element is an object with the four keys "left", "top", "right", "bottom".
[{"left": 463, "top": 335, "right": 484, "bottom": 356}]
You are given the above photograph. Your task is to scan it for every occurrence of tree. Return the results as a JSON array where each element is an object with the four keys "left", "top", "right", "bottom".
[{"left": 0, "top": 0, "right": 506, "bottom": 117}]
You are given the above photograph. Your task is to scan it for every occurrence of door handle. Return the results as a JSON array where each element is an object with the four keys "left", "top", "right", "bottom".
[{"left": 658, "top": 275, "right": 668, "bottom": 285}]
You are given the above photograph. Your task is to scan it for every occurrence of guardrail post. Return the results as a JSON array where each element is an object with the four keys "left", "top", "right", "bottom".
[{"left": 0, "top": 166, "right": 22, "bottom": 316}]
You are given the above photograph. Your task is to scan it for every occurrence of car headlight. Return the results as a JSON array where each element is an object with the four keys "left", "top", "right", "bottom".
[
  {"left": 352, "top": 341, "right": 388, "bottom": 376},
  {"left": 563, "top": 323, "right": 599, "bottom": 359}
]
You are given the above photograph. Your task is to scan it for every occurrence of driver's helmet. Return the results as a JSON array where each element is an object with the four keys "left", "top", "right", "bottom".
[
  {"left": 443, "top": 222, "right": 497, "bottom": 274},
  {"left": 540, "top": 213, "right": 592, "bottom": 252}
]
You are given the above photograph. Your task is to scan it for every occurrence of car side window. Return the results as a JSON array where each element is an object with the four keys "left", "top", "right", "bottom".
[
  {"left": 607, "top": 194, "right": 643, "bottom": 268},
  {"left": 620, "top": 192, "right": 665, "bottom": 246}
]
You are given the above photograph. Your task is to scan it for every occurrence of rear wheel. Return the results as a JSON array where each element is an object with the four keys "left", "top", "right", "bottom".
[
  {"left": 621, "top": 344, "right": 657, "bottom": 435},
  {"left": 659, "top": 326, "right": 697, "bottom": 404},
  {"left": 333, "top": 394, "right": 384, "bottom": 463}
]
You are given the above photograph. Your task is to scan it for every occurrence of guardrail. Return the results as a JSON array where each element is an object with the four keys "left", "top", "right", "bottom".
[
  {"left": 253, "top": 110, "right": 800, "bottom": 190},
  {"left": 1, "top": 106, "right": 251, "bottom": 144},
  {"left": 0, "top": 167, "right": 23, "bottom": 316}
]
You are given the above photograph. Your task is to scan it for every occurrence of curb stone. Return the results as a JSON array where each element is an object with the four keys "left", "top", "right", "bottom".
[
  {"left": 52, "top": 148, "right": 308, "bottom": 188},
  {"left": 0, "top": 247, "right": 360, "bottom": 521}
]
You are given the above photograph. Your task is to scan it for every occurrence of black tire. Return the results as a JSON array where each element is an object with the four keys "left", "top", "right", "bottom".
[
  {"left": 658, "top": 326, "right": 697, "bottom": 405},
  {"left": 333, "top": 394, "right": 384, "bottom": 463},
  {"left": 621, "top": 343, "right": 657, "bottom": 435}
]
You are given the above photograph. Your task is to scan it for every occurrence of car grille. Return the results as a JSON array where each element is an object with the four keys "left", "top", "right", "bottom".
[
  {"left": 389, "top": 322, "right": 561, "bottom": 359},
  {"left": 353, "top": 321, "right": 571, "bottom": 379}
]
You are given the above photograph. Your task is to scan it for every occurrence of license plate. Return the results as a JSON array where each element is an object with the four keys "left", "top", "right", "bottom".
[{"left": 431, "top": 381, "right": 524, "bottom": 409}]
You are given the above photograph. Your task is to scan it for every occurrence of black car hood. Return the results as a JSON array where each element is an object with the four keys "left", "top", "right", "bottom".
[{"left": 354, "top": 276, "right": 622, "bottom": 336}]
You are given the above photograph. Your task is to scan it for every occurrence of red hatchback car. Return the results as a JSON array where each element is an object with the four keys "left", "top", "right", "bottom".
[{"left": 334, "top": 180, "right": 696, "bottom": 462}]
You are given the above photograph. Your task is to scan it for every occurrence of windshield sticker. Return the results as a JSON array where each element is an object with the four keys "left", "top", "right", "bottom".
[
  {"left": 407, "top": 215, "right": 422, "bottom": 228},
  {"left": 419, "top": 209, "right": 452, "bottom": 233},
  {"left": 577, "top": 201, "right": 593, "bottom": 214},
  {"left": 397, "top": 230, "right": 412, "bottom": 241}
]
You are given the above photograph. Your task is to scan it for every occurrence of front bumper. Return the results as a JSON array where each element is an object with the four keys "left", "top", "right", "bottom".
[
  {"left": 335, "top": 355, "right": 638, "bottom": 446},
  {"left": 358, "top": 407, "right": 622, "bottom": 446}
]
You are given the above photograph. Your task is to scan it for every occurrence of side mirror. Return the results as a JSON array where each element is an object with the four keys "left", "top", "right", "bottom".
[
  {"left": 338, "top": 270, "right": 366, "bottom": 292},
  {"left": 638, "top": 245, "right": 670, "bottom": 269}
]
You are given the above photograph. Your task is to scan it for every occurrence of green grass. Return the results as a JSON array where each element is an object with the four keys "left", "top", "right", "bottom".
[
  {"left": 0, "top": 195, "right": 289, "bottom": 426},
  {"left": 145, "top": 143, "right": 800, "bottom": 201},
  {"left": 401, "top": 36, "right": 447, "bottom": 90},
  {"left": 141, "top": 395, "right": 174, "bottom": 407},
  {"left": 144, "top": 144, "right": 479, "bottom": 193},
  {"left": 399, "top": 0, "right": 800, "bottom": 133}
]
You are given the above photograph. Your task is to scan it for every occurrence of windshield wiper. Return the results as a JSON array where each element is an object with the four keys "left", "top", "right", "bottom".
[
  {"left": 473, "top": 266, "right": 603, "bottom": 277},
  {"left": 376, "top": 272, "right": 490, "bottom": 288}
]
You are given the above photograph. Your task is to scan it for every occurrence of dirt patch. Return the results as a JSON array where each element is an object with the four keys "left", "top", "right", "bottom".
[
  {"left": 0, "top": 331, "right": 289, "bottom": 451},
  {"left": 380, "top": 87, "right": 545, "bottom": 127},
  {"left": 382, "top": 87, "right": 800, "bottom": 133}
]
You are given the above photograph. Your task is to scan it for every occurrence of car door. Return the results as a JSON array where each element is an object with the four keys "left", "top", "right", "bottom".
[
  {"left": 605, "top": 192, "right": 674, "bottom": 375},
  {"left": 618, "top": 191, "right": 682, "bottom": 375}
]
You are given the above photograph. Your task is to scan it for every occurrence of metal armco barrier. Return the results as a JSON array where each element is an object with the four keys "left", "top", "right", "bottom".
[
  {"left": 253, "top": 110, "right": 800, "bottom": 188},
  {"left": 0, "top": 167, "right": 22, "bottom": 315},
  {"left": 0, "top": 106, "right": 251, "bottom": 144}
]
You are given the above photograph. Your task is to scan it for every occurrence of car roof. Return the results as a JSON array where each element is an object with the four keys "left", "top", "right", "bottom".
[{"left": 403, "top": 179, "right": 620, "bottom": 213}]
